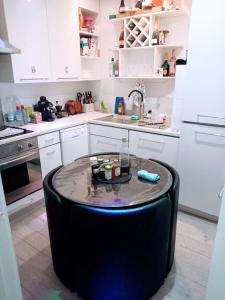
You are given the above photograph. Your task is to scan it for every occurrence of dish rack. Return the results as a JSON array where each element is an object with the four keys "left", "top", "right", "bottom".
[{"left": 124, "top": 15, "right": 153, "bottom": 48}]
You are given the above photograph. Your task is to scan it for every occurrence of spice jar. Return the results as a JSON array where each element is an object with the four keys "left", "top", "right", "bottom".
[
  {"left": 92, "top": 164, "right": 100, "bottom": 178},
  {"left": 105, "top": 165, "right": 113, "bottom": 180},
  {"left": 113, "top": 159, "right": 121, "bottom": 179}
]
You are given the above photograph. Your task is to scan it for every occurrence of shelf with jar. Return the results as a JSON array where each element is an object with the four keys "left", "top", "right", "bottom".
[{"left": 79, "top": 6, "right": 100, "bottom": 59}]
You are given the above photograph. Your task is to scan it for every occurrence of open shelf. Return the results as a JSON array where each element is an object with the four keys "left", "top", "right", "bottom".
[
  {"left": 109, "top": 9, "right": 185, "bottom": 23},
  {"left": 119, "top": 45, "right": 183, "bottom": 51},
  {"left": 80, "top": 55, "right": 100, "bottom": 60},
  {"left": 79, "top": 31, "right": 99, "bottom": 38}
]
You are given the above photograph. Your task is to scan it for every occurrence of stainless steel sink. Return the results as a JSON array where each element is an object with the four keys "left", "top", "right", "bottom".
[{"left": 96, "top": 115, "right": 168, "bottom": 129}]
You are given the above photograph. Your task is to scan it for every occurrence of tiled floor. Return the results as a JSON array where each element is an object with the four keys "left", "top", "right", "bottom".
[{"left": 10, "top": 200, "right": 217, "bottom": 300}]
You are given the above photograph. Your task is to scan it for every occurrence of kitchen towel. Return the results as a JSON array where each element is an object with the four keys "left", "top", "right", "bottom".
[{"left": 137, "top": 170, "right": 160, "bottom": 183}]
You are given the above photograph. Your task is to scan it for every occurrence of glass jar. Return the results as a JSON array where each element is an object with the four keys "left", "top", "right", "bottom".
[
  {"left": 105, "top": 165, "right": 113, "bottom": 180},
  {"left": 113, "top": 159, "right": 121, "bottom": 179}
]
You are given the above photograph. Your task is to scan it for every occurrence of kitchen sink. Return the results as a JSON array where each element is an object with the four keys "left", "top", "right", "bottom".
[{"left": 97, "top": 115, "right": 168, "bottom": 129}]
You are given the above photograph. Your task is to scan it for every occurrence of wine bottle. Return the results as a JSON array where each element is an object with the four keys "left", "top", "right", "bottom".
[
  {"left": 169, "top": 49, "right": 176, "bottom": 76},
  {"left": 119, "top": 0, "right": 126, "bottom": 13},
  {"left": 119, "top": 29, "right": 125, "bottom": 48},
  {"left": 151, "top": 18, "right": 160, "bottom": 45},
  {"left": 161, "top": 53, "right": 170, "bottom": 77}
]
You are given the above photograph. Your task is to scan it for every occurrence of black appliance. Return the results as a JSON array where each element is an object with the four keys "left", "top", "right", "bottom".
[{"left": 37, "top": 96, "right": 55, "bottom": 122}]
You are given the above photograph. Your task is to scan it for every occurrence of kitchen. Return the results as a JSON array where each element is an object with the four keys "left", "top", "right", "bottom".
[{"left": 0, "top": 0, "right": 224, "bottom": 299}]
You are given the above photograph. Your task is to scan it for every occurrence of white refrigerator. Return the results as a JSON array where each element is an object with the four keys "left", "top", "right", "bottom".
[
  {"left": 177, "top": 0, "right": 225, "bottom": 219},
  {"left": 0, "top": 178, "right": 22, "bottom": 300}
]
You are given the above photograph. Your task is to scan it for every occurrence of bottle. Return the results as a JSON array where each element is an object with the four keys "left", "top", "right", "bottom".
[
  {"left": 21, "top": 105, "right": 28, "bottom": 124},
  {"left": 15, "top": 106, "right": 24, "bottom": 126},
  {"left": 135, "top": 0, "right": 142, "bottom": 9},
  {"left": 119, "top": 0, "right": 126, "bottom": 13},
  {"left": 115, "top": 59, "right": 119, "bottom": 77},
  {"left": 151, "top": 18, "right": 160, "bottom": 46},
  {"left": 128, "top": 36, "right": 135, "bottom": 45},
  {"left": 119, "top": 138, "right": 130, "bottom": 176},
  {"left": 161, "top": 52, "right": 170, "bottom": 77},
  {"left": 112, "top": 160, "right": 121, "bottom": 179},
  {"left": 119, "top": 29, "right": 124, "bottom": 48},
  {"left": 169, "top": 49, "right": 176, "bottom": 76},
  {"left": 134, "top": 29, "right": 141, "bottom": 36},
  {"left": 109, "top": 58, "right": 115, "bottom": 77}
]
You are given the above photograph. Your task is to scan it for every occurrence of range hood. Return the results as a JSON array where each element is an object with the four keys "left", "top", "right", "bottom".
[{"left": 0, "top": 38, "right": 21, "bottom": 55}]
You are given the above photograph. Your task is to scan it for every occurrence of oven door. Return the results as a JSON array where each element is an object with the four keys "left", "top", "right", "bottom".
[{"left": 0, "top": 150, "right": 42, "bottom": 206}]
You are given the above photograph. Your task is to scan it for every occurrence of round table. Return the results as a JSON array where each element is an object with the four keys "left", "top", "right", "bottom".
[
  {"left": 46, "top": 154, "right": 177, "bottom": 300},
  {"left": 52, "top": 154, "right": 173, "bottom": 208}
]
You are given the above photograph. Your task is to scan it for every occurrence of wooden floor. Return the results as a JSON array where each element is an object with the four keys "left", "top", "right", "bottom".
[{"left": 10, "top": 201, "right": 217, "bottom": 300}]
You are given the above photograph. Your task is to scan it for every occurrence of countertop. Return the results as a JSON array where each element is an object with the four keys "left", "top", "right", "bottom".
[{"left": 0, "top": 112, "right": 180, "bottom": 146}]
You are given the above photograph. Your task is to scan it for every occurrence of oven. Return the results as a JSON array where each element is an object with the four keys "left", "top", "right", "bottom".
[{"left": 0, "top": 137, "right": 42, "bottom": 206}]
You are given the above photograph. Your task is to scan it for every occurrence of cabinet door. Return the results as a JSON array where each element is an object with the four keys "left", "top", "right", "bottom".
[
  {"left": 40, "top": 144, "right": 62, "bottom": 178},
  {"left": 90, "top": 135, "right": 122, "bottom": 154},
  {"left": 177, "top": 123, "right": 225, "bottom": 218},
  {"left": 129, "top": 131, "right": 179, "bottom": 168},
  {"left": 46, "top": 0, "right": 81, "bottom": 81},
  {"left": 3, "top": 0, "right": 51, "bottom": 83}
]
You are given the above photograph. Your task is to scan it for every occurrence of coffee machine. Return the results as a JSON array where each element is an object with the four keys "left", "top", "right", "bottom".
[{"left": 37, "top": 96, "right": 55, "bottom": 122}]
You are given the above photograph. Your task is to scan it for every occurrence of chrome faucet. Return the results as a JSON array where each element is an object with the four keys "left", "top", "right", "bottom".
[{"left": 128, "top": 90, "right": 144, "bottom": 120}]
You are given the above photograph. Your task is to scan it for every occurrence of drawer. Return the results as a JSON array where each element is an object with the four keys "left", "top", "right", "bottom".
[
  {"left": 90, "top": 124, "right": 128, "bottom": 140},
  {"left": 90, "top": 135, "right": 122, "bottom": 154},
  {"left": 38, "top": 131, "right": 60, "bottom": 149},
  {"left": 129, "top": 130, "right": 179, "bottom": 168},
  {"left": 39, "top": 143, "right": 62, "bottom": 178}
]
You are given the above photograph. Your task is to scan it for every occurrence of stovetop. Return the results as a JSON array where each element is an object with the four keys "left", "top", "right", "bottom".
[{"left": 0, "top": 126, "right": 33, "bottom": 140}]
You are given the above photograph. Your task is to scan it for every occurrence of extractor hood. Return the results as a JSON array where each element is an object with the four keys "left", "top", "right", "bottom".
[{"left": 0, "top": 38, "right": 21, "bottom": 54}]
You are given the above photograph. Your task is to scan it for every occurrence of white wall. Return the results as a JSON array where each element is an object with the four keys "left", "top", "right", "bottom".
[{"left": 0, "top": 81, "right": 89, "bottom": 112}]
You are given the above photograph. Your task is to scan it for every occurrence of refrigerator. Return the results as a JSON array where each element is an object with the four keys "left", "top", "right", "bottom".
[
  {"left": 177, "top": 0, "right": 225, "bottom": 219},
  {"left": 0, "top": 177, "right": 23, "bottom": 300}
]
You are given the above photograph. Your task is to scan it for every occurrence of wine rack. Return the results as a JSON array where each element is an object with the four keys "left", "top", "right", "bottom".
[{"left": 124, "top": 15, "right": 153, "bottom": 48}]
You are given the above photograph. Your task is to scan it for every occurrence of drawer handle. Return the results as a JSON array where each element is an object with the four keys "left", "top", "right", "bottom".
[
  {"left": 46, "top": 150, "right": 56, "bottom": 155},
  {"left": 139, "top": 138, "right": 165, "bottom": 145},
  {"left": 195, "top": 131, "right": 225, "bottom": 138},
  {"left": 20, "top": 78, "right": 49, "bottom": 81},
  {"left": 72, "top": 135, "right": 80, "bottom": 139},
  {"left": 197, "top": 114, "right": 225, "bottom": 121},
  {"left": 45, "top": 137, "right": 55, "bottom": 142},
  {"left": 97, "top": 140, "right": 117, "bottom": 147}
]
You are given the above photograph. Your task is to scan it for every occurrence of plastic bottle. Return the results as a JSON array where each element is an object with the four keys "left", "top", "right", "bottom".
[
  {"left": 21, "top": 105, "right": 29, "bottom": 124},
  {"left": 119, "top": 138, "right": 130, "bottom": 176},
  {"left": 15, "top": 106, "right": 24, "bottom": 126},
  {"left": 109, "top": 58, "right": 115, "bottom": 77}
]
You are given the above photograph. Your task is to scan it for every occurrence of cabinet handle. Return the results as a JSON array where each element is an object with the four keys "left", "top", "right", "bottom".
[
  {"left": 65, "top": 66, "right": 69, "bottom": 73},
  {"left": 72, "top": 135, "right": 80, "bottom": 139},
  {"left": 197, "top": 114, "right": 225, "bottom": 121},
  {"left": 57, "top": 77, "right": 78, "bottom": 80},
  {"left": 20, "top": 78, "right": 49, "bottom": 81},
  {"left": 97, "top": 140, "right": 117, "bottom": 147},
  {"left": 45, "top": 137, "right": 55, "bottom": 142},
  {"left": 139, "top": 138, "right": 165, "bottom": 145},
  {"left": 195, "top": 131, "right": 225, "bottom": 138},
  {"left": 219, "top": 188, "right": 224, "bottom": 200},
  {"left": 46, "top": 150, "right": 56, "bottom": 155}
]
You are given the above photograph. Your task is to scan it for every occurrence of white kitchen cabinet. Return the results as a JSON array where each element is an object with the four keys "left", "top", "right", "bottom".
[
  {"left": 39, "top": 143, "right": 62, "bottom": 178},
  {"left": 129, "top": 130, "right": 179, "bottom": 168},
  {"left": 177, "top": 123, "right": 225, "bottom": 219},
  {"left": 2, "top": 0, "right": 51, "bottom": 83},
  {"left": 182, "top": 0, "right": 225, "bottom": 125},
  {"left": 46, "top": 0, "right": 81, "bottom": 81},
  {"left": 90, "top": 124, "right": 128, "bottom": 140},
  {"left": 38, "top": 131, "right": 60, "bottom": 149},
  {"left": 60, "top": 125, "right": 89, "bottom": 165},
  {"left": 90, "top": 135, "right": 123, "bottom": 154}
]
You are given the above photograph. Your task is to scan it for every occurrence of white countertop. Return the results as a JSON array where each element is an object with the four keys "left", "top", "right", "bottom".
[{"left": 0, "top": 111, "right": 180, "bottom": 146}]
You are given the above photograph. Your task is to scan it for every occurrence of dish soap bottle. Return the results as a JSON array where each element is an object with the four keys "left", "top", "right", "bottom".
[{"left": 119, "top": 138, "right": 130, "bottom": 176}]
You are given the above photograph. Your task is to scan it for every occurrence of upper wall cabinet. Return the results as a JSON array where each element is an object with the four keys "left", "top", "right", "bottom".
[
  {"left": 46, "top": 0, "right": 81, "bottom": 81},
  {"left": 1, "top": 0, "right": 51, "bottom": 83},
  {"left": 77, "top": 0, "right": 99, "bottom": 13}
]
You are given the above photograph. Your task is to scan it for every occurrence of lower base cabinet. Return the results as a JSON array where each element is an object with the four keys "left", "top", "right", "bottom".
[
  {"left": 39, "top": 143, "right": 62, "bottom": 178},
  {"left": 90, "top": 135, "right": 123, "bottom": 154},
  {"left": 129, "top": 131, "right": 179, "bottom": 168}
]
